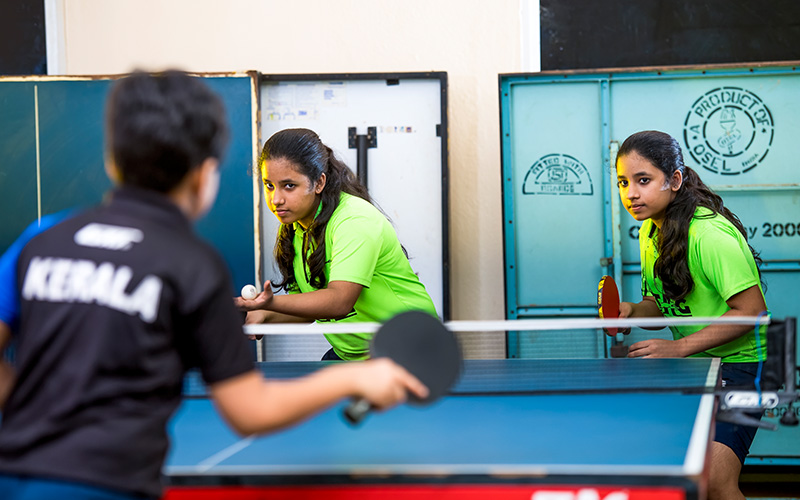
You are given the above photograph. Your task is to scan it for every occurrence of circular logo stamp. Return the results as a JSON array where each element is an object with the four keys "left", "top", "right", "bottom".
[
  {"left": 522, "top": 153, "right": 593, "bottom": 195},
  {"left": 683, "top": 87, "right": 773, "bottom": 175}
]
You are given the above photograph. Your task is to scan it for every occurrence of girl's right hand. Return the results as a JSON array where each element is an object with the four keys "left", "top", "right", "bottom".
[
  {"left": 245, "top": 310, "right": 269, "bottom": 325},
  {"left": 353, "top": 358, "right": 429, "bottom": 411},
  {"left": 244, "top": 310, "right": 269, "bottom": 340},
  {"left": 618, "top": 301, "right": 635, "bottom": 334}
]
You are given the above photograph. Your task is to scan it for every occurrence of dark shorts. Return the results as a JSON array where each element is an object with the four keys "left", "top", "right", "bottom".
[
  {"left": 0, "top": 474, "right": 150, "bottom": 500},
  {"left": 715, "top": 362, "right": 762, "bottom": 463}
]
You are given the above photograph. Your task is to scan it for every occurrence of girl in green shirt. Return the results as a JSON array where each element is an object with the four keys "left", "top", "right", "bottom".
[
  {"left": 615, "top": 130, "right": 767, "bottom": 500},
  {"left": 237, "top": 128, "right": 437, "bottom": 360}
]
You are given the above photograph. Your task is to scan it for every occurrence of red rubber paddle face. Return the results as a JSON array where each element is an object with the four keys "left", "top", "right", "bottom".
[{"left": 597, "top": 275, "right": 620, "bottom": 336}]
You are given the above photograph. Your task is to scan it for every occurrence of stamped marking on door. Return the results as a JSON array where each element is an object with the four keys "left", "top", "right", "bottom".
[
  {"left": 522, "top": 153, "right": 593, "bottom": 195},
  {"left": 683, "top": 87, "right": 774, "bottom": 175}
]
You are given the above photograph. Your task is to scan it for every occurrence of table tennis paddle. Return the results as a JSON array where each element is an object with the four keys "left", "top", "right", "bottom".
[
  {"left": 597, "top": 275, "right": 621, "bottom": 336},
  {"left": 343, "top": 310, "right": 462, "bottom": 425},
  {"left": 598, "top": 275, "right": 630, "bottom": 358}
]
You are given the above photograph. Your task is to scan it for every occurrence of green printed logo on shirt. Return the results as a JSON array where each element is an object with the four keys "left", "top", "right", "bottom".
[{"left": 639, "top": 208, "right": 767, "bottom": 362}]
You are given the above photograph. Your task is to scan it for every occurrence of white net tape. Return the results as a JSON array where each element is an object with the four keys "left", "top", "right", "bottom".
[{"left": 243, "top": 315, "right": 770, "bottom": 335}]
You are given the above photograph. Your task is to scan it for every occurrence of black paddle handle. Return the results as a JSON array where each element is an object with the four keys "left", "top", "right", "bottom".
[{"left": 343, "top": 398, "right": 372, "bottom": 425}]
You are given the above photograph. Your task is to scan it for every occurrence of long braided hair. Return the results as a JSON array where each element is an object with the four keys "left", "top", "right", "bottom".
[
  {"left": 616, "top": 130, "right": 761, "bottom": 302},
  {"left": 261, "top": 128, "right": 371, "bottom": 291}
]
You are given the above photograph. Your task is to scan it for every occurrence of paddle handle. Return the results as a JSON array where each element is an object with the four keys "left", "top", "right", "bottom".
[{"left": 343, "top": 398, "right": 372, "bottom": 425}]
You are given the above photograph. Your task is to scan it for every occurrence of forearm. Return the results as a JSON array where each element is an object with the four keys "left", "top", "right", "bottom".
[
  {"left": 0, "top": 360, "right": 15, "bottom": 409},
  {"left": 0, "top": 322, "right": 14, "bottom": 408},
  {"left": 268, "top": 287, "right": 355, "bottom": 320},
  {"left": 211, "top": 364, "right": 363, "bottom": 435},
  {"left": 675, "top": 320, "right": 756, "bottom": 357},
  {"left": 677, "top": 284, "right": 768, "bottom": 356},
  {"left": 238, "top": 281, "right": 360, "bottom": 320},
  {"left": 260, "top": 310, "right": 310, "bottom": 323}
]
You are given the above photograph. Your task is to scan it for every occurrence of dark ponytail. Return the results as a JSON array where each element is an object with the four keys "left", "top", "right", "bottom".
[
  {"left": 617, "top": 130, "right": 761, "bottom": 302},
  {"left": 260, "top": 128, "right": 370, "bottom": 291}
]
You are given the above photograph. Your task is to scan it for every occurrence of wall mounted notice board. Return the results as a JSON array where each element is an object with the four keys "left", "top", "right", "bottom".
[{"left": 256, "top": 72, "right": 449, "bottom": 361}]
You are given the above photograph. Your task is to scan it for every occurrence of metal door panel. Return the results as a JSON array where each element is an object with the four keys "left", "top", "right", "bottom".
[{"left": 505, "top": 81, "right": 606, "bottom": 310}]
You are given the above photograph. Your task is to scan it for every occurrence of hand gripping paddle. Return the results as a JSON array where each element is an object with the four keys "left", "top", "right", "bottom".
[
  {"left": 343, "top": 310, "right": 462, "bottom": 425},
  {"left": 598, "top": 275, "right": 629, "bottom": 358},
  {"left": 597, "top": 275, "right": 621, "bottom": 336}
]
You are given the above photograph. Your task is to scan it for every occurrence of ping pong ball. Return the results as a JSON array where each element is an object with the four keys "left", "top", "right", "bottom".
[{"left": 241, "top": 284, "right": 258, "bottom": 300}]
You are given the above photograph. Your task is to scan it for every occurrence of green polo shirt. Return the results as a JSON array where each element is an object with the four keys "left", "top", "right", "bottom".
[
  {"left": 291, "top": 193, "right": 437, "bottom": 360},
  {"left": 639, "top": 207, "right": 767, "bottom": 362}
]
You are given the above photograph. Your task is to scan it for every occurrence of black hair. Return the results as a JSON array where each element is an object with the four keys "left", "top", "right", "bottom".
[
  {"left": 261, "top": 128, "right": 371, "bottom": 291},
  {"left": 106, "top": 70, "right": 229, "bottom": 193},
  {"left": 616, "top": 130, "right": 761, "bottom": 302}
]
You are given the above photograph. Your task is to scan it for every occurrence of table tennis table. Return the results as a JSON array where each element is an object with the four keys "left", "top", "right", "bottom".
[{"left": 164, "top": 358, "right": 720, "bottom": 500}]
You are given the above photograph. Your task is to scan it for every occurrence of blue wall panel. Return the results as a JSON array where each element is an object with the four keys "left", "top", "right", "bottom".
[
  {"left": 38, "top": 80, "right": 112, "bottom": 215},
  {"left": 195, "top": 76, "right": 256, "bottom": 291},
  {"left": 0, "top": 75, "right": 256, "bottom": 292},
  {"left": 0, "top": 83, "right": 40, "bottom": 252}
]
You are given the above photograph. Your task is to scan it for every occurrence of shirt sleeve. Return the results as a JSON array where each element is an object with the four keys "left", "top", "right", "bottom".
[
  {"left": 693, "top": 223, "right": 759, "bottom": 301},
  {"left": 326, "top": 214, "right": 382, "bottom": 287},
  {"left": 0, "top": 212, "right": 72, "bottom": 329},
  {"left": 182, "top": 252, "right": 254, "bottom": 385},
  {"left": 0, "top": 242, "right": 22, "bottom": 327}
]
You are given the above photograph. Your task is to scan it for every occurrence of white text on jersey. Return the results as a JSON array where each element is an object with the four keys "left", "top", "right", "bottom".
[
  {"left": 74, "top": 223, "right": 144, "bottom": 251},
  {"left": 22, "top": 257, "right": 163, "bottom": 323}
]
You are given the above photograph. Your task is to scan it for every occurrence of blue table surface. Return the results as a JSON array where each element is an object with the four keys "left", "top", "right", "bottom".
[
  {"left": 167, "top": 358, "right": 718, "bottom": 481},
  {"left": 183, "top": 358, "right": 721, "bottom": 396}
]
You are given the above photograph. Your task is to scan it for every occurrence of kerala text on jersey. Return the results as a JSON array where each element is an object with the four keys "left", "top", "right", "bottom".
[{"left": 21, "top": 256, "right": 163, "bottom": 323}]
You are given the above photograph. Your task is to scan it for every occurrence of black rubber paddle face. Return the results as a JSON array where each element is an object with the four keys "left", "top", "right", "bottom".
[
  {"left": 371, "top": 310, "right": 462, "bottom": 405},
  {"left": 342, "top": 310, "right": 463, "bottom": 425}
]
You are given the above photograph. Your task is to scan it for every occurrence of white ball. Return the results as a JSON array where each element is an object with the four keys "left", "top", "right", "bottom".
[{"left": 241, "top": 284, "right": 258, "bottom": 300}]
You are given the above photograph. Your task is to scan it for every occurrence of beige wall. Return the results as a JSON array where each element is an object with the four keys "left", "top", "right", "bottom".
[{"left": 60, "top": 0, "right": 527, "bottom": 341}]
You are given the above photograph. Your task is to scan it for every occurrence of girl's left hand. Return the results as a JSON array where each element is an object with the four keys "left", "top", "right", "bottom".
[
  {"left": 234, "top": 285, "right": 274, "bottom": 311},
  {"left": 627, "top": 338, "right": 686, "bottom": 358}
]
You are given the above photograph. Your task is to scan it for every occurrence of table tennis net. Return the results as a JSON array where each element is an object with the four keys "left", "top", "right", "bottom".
[{"left": 182, "top": 318, "right": 795, "bottom": 398}]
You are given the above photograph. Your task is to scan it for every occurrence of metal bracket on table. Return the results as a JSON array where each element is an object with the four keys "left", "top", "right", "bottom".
[
  {"left": 716, "top": 390, "right": 798, "bottom": 430},
  {"left": 717, "top": 408, "right": 778, "bottom": 430},
  {"left": 348, "top": 126, "right": 377, "bottom": 189},
  {"left": 609, "top": 334, "right": 629, "bottom": 358},
  {"left": 716, "top": 316, "right": 799, "bottom": 430}
]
